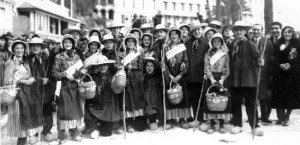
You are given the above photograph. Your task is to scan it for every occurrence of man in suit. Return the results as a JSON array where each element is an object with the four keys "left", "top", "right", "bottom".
[
  {"left": 252, "top": 24, "right": 275, "bottom": 124},
  {"left": 269, "top": 22, "right": 282, "bottom": 45}
]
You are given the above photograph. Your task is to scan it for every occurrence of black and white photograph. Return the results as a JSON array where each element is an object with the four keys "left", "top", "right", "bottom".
[{"left": 1, "top": 0, "right": 300, "bottom": 145}]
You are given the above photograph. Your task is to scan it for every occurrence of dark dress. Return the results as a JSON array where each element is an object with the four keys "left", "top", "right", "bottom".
[
  {"left": 143, "top": 63, "right": 163, "bottom": 121},
  {"left": 52, "top": 51, "right": 84, "bottom": 129},
  {"left": 272, "top": 40, "right": 300, "bottom": 109},
  {"left": 164, "top": 41, "right": 192, "bottom": 120}
]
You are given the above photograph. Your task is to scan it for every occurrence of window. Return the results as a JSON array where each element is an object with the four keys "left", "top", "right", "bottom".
[
  {"left": 172, "top": 2, "right": 176, "bottom": 11},
  {"left": 101, "top": 0, "right": 106, "bottom": 5},
  {"left": 108, "top": 0, "right": 113, "bottom": 5},
  {"left": 109, "top": 10, "right": 114, "bottom": 20},
  {"left": 197, "top": 4, "right": 200, "bottom": 12},
  {"left": 181, "top": 3, "right": 184, "bottom": 11},
  {"left": 189, "top": 3, "right": 192, "bottom": 12},
  {"left": 101, "top": 9, "right": 106, "bottom": 18},
  {"left": 133, "top": 0, "right": 135, "bottom": 8},
  {"left": 60, "top": 21, "right": 68, "bottom": 35},
  {"left": 122, "top": 15, "right": 125, "bottom": 23},
  {"left": 153, "top": 0, "right": 156, "bottom": 9},
  {"left": 50, "top": 17, "right": 58, "bottom": 34},
  {"left": 164, "top": 1, "right": 167, "bottom": 10}
]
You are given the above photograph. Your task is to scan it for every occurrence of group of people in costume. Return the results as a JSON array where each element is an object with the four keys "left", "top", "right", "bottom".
[{"left": 1, "top": 19, "right": 300, "bottom": 145}]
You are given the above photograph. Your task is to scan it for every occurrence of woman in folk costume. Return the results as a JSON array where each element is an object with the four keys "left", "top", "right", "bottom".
[
  {"left": 163, "top": 27, "right": 192, "bottom": 129},
  {"left": 180, "top": 24, "right": 190, "bottom": 43},
  {"left": 119, "top": 34, "right": 147, "bottom": 133},
  {"left": 143, "top": 57, "right": 163, "bottom": 130},
  {"left": 202, "top": 27, "right": 217, "bottom": 42},
  {"left": 272, "top": 26, "right": 300, "bottom": 126},
  {"left": 84, "top": 35, "right": 102, "bottom": 60},
  {"left": 84, "top": 55, "right": 122, "bottom": 138},
  {"left": 52, "top": 34, "right": 84, "bottom": 143},
  {"left": 141, "top": 33, "right": 155, "bottom": 58},
  {"left": 4, "top": 40, "right": 43, "bottom": 145},
  {"left": 102, "top": 34, "right": 118, "bottom": 61},
  {"left": 202, "top": 33, "right": 231, "bottom": 134}
]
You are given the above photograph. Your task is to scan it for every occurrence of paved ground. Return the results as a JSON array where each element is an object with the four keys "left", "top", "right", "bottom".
[{"left": 1, "top": 107, "right": 300, "bottom": 145}]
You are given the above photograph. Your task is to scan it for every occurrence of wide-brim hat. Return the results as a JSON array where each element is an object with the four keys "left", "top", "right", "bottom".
[
  {"left": 168, "top": 27, "right": 182, "bottom": 39},
  {"left": 189, "top": 20, "right": 202, "bottom": 33},
  {"left": 143, "top": 56, "right": 157, "bottom": 64},
  {"left": 63, "top": 25, "right": 87, "bottom": 36},
  {"left": 209, "top": 20, "right": 222, "bottom": 27},
  {"left": 130, "top": 28, "right": 143, "bottom": 39},
  {"left": 11, "top": 40, "right": 29, "bottom": 55},
  {"left": 88, "top": 36, "right": 101, "bottom": 49},
  {"left": 202, "top": 27, "right": 217, "bottom": 37},
  {"left": 125, "top": 34, "right": 139, "bottom": 46},
  {"left": 90, "top": 55, "right": 116, "bottom": 66},
  {"left": 89, "top": 29, "right": 103, "bottom": 39},
  {"left": 60, "top": 34, "right": 77, "bottom": 50},
  {"left": 179, "top": 24, "right": 191, "bottom": 32},
  {"left": 233, "top": 21, "right": 251, "bottom": 31},
  {"left": 28, "top": 37, "right": 44, "bottom": 45},
  {"left": 153, "top": 24, "right": 168, "bottom": 33},
  {"left": 102, "top": 34, "right": 116, "bottom": 44},
  {"left": 140, "top": 23, "right": 154, "bottom": 30},
  {"left": 107, "top": 22, "right": 124, "bottom": 29},
  {"left": 141, "top": 33, "right": 153, "bottom": 40}
]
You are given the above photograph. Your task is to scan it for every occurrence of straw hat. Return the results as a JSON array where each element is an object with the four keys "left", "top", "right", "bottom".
[
  {"left": 90, "top": 55, "right": 116, "bottom": 66},
  {"left": 202, "top": 27, "right": 217, "bottom": 37},
  {"left": 88, "top": 36, "right": 101, "bottom": 49},
  {"left": 28, "top": 37, "right": 44, "bottom": 45},
  {"left": 102, "top": 34, "right": 116, "bottom": 44},
  {"left": 11, "top": 40, "right": 29, "bottom": 55},
  {"left": 89, "top": 29, "right": 103, "bottom": 39},
  {"left": 179, "top": 24, "right": 191, "bottom": 32},
  {"left": 140, "top": 23, "right": 154, "bottom": 30},
  {"left": 130, "top": 28, "right": 143, "bottom": 39},
  {"left": 63, "top": 25, "right": 87, "bottom": 36},
  {"left": 208, "top": 33, "right": 228, "bottom": 52},
  {"left": 168, "top": 27, "right": 182, "bottom": 39},
  {"left": 60, "top": 34, "right": 77, "bottom": 50},
  {"left": 209, "top": 20, "right": 221, "bottom": 27},
  {"left": 189, "top": 20, "right": 202, "bottom": 33},
  {"left": 153, "top": 24, "right": 168, "bottom": 33},
  {"left": 233, "top": 21, "right": 251, "bottom": 30},
  {"left": 107, "top": 22, "right": 124, "bottom": 29},
  {"left": 125, "top": 34, "right": 138, "bottom": 45},
  {"left": 143, "top": 56, "right": 156, "bottom": 64}
]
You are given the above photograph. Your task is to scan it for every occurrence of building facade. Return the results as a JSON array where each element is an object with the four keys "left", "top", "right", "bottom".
[
  {"left": 95, "top": 0, "right": 206, "bottom": 26},
  {"left": 0, "top": 0, "right": 15, "bottom": 35}
]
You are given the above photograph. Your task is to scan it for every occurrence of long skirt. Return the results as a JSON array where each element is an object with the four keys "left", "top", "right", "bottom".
[
  {"left": 57, "top": 80, "right": 85, "bottom": 130},
  {"left": 204, "top": 73, "right": 231, "bottom": 121}
]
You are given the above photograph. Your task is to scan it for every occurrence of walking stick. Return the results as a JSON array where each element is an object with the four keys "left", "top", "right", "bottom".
[
  {"left": 193, "top": 78, "right": 206, "bottom": 132},
  {"left": 122, "top": 89, "right": 127, "bottom": 139},
  {"left": 115, "top": 17, "right": 137, "bottom": 139},
  {"left": 252, "top": 36, "right": 268, "bottom": 139},
  {"left": 161, "top": 36, "right": 169, "bottom": 134}
]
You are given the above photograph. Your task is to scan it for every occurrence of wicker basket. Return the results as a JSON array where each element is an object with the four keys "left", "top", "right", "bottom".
[
  {"left": 206, "top": 84, "right": 228, "bottom": 112},
  {"left": 111, "top": 69, "right": 126, "bottom": 94},
  {"left": 78, "top": 74, "right": 96, "bottom": 99},
  {"left": 167, "top": 80, "right": 183, "bottom": 105},
  {"left": 0, "top": 85, "right": 18, "bottom": 104}
]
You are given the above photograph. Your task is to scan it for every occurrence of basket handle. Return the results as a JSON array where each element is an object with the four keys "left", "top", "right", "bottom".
[
  {"left": 169, "top": 79, "right": 173, "bottom": 90},
  {"left": 80, "top": 74, "right": 93, "bottom": 83},
  {"left": 206, "top": 83, "right": 226, "bottom": 95}
]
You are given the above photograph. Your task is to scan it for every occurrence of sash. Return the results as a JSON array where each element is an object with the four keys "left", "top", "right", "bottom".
[
  {"left": 210, "top": 50, "right": 227, "bottom": 66},
  {"left": 64, "top": 59, "right": 83, "bottom": 76},
  {"left": 144, "top": 51, "right": 155, "bottom": 58},
  {"left": 166, "top": 44, "right": 186, "bottom": 60},
  {"left": 121, "top": 48, "right": 142, "bottom": 66}
]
